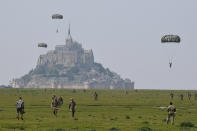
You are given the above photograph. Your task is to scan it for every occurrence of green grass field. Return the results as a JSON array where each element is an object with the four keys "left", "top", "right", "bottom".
[{"left": 0, "top": 89, "right": 197, "bottom": 131}]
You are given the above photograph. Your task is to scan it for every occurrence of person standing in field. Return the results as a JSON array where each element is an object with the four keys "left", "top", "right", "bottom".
[
  {"left": 180, "top": 94, "right": 184, "bottom": 101},
  {"left": 51, "top": 95, "right": 58, "bottom": 117},
  {"left": 57, "top": 96, "right": 63, "bottom": 107},
  {"left": 166, "top": 102, "right": 176, "bottom": 125},
  {"left": 72, "top": 89, "right": 76, "bottom": 93},
  {"left": 170, "top": 93, "right": 174, "bottom": 100},
  {"left": 125, "top": 90, "right": 128, "bottom": 95},
  {"left": 194, "top": 93, "right": 197, "bottom": 100},
  {"left": 188, "top": 92, "right": 192, "bottom": 100},
  {"left": 69, "top": 98, "right": 76, "bottom": 117},
  {"left": 94, "top": 92, "right": 98, "bottom": 101},
  {"left": 16, "top": 96, "right": 25, "bottom": 120}
]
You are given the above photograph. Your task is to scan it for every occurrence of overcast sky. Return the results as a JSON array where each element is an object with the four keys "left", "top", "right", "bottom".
[{"left": 0, "top": 0, "right": 197, "bottom": 90}]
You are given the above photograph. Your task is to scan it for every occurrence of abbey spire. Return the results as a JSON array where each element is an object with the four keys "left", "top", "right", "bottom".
[{"left": 66, "top": 24, "right": 72, "bottom": 43}]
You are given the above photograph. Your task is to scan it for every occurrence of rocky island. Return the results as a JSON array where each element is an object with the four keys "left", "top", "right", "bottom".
[{"left": 10, "top": 27, "right": 134, "bottom": 89}]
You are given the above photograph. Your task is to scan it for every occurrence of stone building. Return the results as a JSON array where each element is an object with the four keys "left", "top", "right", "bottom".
[{"left": 37, "top": 27, "right": 94, "bottom": 67}]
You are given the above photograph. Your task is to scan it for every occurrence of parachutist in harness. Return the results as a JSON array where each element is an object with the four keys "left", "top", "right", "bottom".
[
  {"left": 166, "top": 102, "right": 176, "bottom": 125},
  {"left": 169, "top": 62, "right": 172, "bottom": 68},
  {"left": 69, "top": 98, "right": 76, "bottom": 117},
  {"left": 161, "top": 35, "right": 180, "bottom": 69},
  {"left": 16, "top": 96, "right": 25, "bottom": 120},
  {"left": 51, "top": 96, "right": 58, "bottom": 116},
  {"left": 52, "top": 14, "right": 63, "bottom": 33}
]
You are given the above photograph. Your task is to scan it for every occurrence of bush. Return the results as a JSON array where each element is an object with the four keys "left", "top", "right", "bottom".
[
  {"left": 110, "top": 117, "right": 117, "bottom": 120},
  {"left": 109, "top": 127, "right": 120, "bottom": 131},
  {"left": 125, "top": 115, "right": 130, "bottom": 119},
  {"left": 74, "top": 118, "right": 78, "bottom": 120},
  {"left": 55, "top": 128, "right": 66, "bottom": 131},
  {"left": 19, "top": 126, "right": 25, "bottom": 130},
  {"left": 142, "top": 121, "right": 149, "bottom": 124},
  {"left": 180, "top": 122, "right": 195, "bottom": 127},
  {"left": 138, "top": 127, "right": 152, "bottom": 131}
]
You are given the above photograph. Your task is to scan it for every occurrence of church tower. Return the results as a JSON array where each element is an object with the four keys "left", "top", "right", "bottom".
[{"left": 66, "top": 24, "right": 72, "bottom": 44}]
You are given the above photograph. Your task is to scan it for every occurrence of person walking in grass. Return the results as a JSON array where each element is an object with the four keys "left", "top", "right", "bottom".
[
  {"left": 94, "top": 92, "right": 98, "bottom": 101},
  {"left": 57, "top": 96, "right": 63, "bottom": 107},
  {"left": 51, "top": 95, "right": 58, "bottom": 117},
  {"left": 166, "top": 102, "right": 176, "bottom": 125},
  {"left": 180, "top": 94, "right": 184, "bottom": 101},
  {"left": 16, "top": 96, "right": 25, "bottom": 120},
  {"left": 125, "top": 90, "right": 128, "bottom": 95},
  {"left": 188, "top": 92, "right": 192, "bottom": 100},
  {"left": 69, "top": 98, "right": 76, "bottom": 117},
  {"left": 170, "top": 93, "right": 174, "bottom": 100},
  {"left": 195, "top": 93, "right": 197, "bottom": 100}
]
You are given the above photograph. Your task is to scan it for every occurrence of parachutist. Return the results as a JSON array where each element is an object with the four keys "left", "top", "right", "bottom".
[
  {"left": 52, "top": 14, "right": 63, "bottom": 33},
  {"left": 169, "top": 62, "right": 172, "bottom": 68},
  {"left": 161, "top": 34, "right": 180, "bottom": 69}
]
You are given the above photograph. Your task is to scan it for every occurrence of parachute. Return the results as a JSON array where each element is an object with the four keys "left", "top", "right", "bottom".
[
  {"left": 161, "top": 34, "right": 181, "bottom": 69},
  {"left": 52, "top": 14, "right": 63, "bottom": 19},
  {"left": 161, "top": 35, "right": 181, "bottom": 43},
  {"left": 38, "top": 43, "right": 47, "bottom": 48}
]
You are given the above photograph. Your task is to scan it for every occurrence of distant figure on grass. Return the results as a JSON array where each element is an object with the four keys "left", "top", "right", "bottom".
[
  {"left": 94, "top": 92, "right": 98, "bottom": 101},
  {"left": 69, "top": 98, "right": 76, "bottom": 117},
  {"left": 170, "top": 93, "right": 174, "bottom": 100},
  {"left": 51, "top": 95, "right": 58, "bottom": 116},
  {"left": 58, "top": 96, "right": 63, "bottom": 107},
  {"left": 125, "top": 90, "right": 128, "bottom": 95},
  {"left": 195, "top": 93, "right": 197, "bottom": 100},
  {"left": 166, "top": 102, "right": 176, "bottom": 125},
  {"left": 188, "top": 92, "right": 192, "bottom": 100},
  {"left": 16, "top": 96, "right": 25, "bottom": 120},
  {"left": 180, "top": 94, "right": 184, "bottom": 101},
  {"left": 72, "top": 89, "right": 76, "bottom": 93}
]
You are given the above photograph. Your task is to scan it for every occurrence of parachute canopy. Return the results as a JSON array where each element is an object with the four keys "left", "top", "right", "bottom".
[
  {"left": 52, "top": 14, "right": 63, "bottom": 19},
  {"left": 38, "top": 43, "right": 47, "bottom": 48},
  {"left": 161, "top": 35, "right": 181, "bottom": 43}
]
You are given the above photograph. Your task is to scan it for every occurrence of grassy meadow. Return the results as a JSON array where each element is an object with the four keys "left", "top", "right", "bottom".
[{"left": 0, "top": 89, "right": 197, "bottom": 131}]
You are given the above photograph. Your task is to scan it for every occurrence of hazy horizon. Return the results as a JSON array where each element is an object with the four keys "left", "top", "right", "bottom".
[{"left": 0, "top": 0, "right": 197, "bottom": 90}]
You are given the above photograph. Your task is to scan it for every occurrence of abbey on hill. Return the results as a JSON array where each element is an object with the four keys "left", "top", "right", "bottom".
[{"left": 10, "top": 27, "right": 134, "bottom": 89}]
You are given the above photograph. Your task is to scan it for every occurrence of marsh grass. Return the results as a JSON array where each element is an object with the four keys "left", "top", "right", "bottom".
[{"left": 0, "top": 89, "right": 197, "bottom": 131}]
